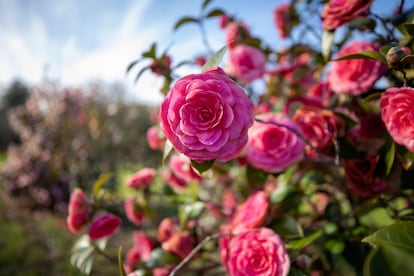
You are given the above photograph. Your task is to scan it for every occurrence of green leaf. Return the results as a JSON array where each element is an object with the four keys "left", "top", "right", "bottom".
[
  {"left": 206, "top": 8, "right": 225, "bottom": 18},
  {"left": 360, "top": 207, "right": 395, "bottom": 229},
  {"left": 201, "top": 0, "right": 213, "bottom": 10},
  {"left": 126, "top": 58, "right": 143, "bottom": 74},
  {"left": 134, "top": 65, "right": 150, "bottom": 84},
  {"left": 396, "top": 144, "right": 414, "bottom": 170},
  {"left": 92, "top": 172, "right": 113, "bottom": 200},
  {"left": 287, "top": 230, "right": 323, "bottom": 250},
  {"left": 403, "top": 23, "right": 414, "bottom": 35},
  {"left": 272, "top": 215, "right": 304, "bottom": 238},
  {"left": 146, "top": 248, "right": 180, "bottom": 268},
  {"left": 191, "top": 159, "right": 214, "bottom": 174},
  {"left": 179, "top": 201, "right": 205, "bottom": 227},
  {"left": 71, "top": 235, "right": 108, "bottom": 275},
  {"left": 333, "top": 50, "right": 386, "bottom": 64},
  {"left": 246, "top": 164, "right": 268, "bottom": 187},
  {"left": 383, "top": 141, "right": 395, "bottom": 176},
  {"left": 202, "top": 45, "right": 227, "bottom": 71},
  {"left": 162, "top": 139, "right": 173, "bottom": 165},
  {"left": 322, "top": 30, "right": 334, "bottom": 62},
  {"left": 118, "top": 247, "right": 127, "bottom": 276},
  {"left": 174, "top": 16, "right": 200, "bottom": 30},
  {"left": 362, "top": 222, "right": 414, "bottom": 276},
  {"left": 142, "top": 43, "right": 157, "bottom": 59}
]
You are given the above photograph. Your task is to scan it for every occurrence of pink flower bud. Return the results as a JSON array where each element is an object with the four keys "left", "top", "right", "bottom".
[
  {"left": 125, "top": 168, "right": 156, "bottom": 190},
  {"left": 124, "top": 197, "right": 145, "bottom": 226},
  {"left": 161, "top": 231, "right": 194, "bottom": 259},
  {"left": 67, "top": 188, "right": 90, "bottom": 233},
  {"left": 88, "top": 213, "right": 121, "bottom": 241}
]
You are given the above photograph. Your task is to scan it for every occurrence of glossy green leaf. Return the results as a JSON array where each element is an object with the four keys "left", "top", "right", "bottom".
[
  {"left": 179, "top": 201, "right": 205, "bottom": 227},
  {"left": 322, "top": 30, "right": 334, "bottom": 62},
  {"left": 362, "top": 222, "right": 414, "bottom": 276},
  {"left": 174, "top": 16, "right": 199, "bottom": 30},
  {"left": 287, "top": 230, "right": 323, "bottom": 250},
  {"left": 246, "top": 164, "right": 268, "bottom": 187},
  {"left": 206, "top": 8, "right": 225, "bottom": 18},
  {"left": 201, "top": 0, "right": 213, "bottom": 10},
  {"left": 384, "top": 141, "right": 395, "bottom": 176},
  {"left": 142, "top": 43, "right": 157, "bottom": 59},
  {"left": 396, "top": 145, "right": 414, "bottom": 170},
  {"left": 360, "top": 207, "right": 394, "bottom": 229},
  {"left": 272, "top": 215, "right": 304, "bottom": 238},
  {"left": 333, "top": 50, "right": 386, "bottom": 64},
  {"left": 92, "top": 172, "right": 113, "bottom": 200},
  {"left": 126, "top": 58, "right": 143, "bottom": 74},
  {"left": 191, "top": 159, "right": 214, "bottom": 174},
  {"left": 134, "top": 65, "right": 150, "bottom": 84},
  {"left": 146, "top": 248, "right": 180, "bottom": 268},
  {"left": 71, "top": 235, "right": 108, "bottom": 275},
  {"left": 202, "top": 45, "right": 227, "bottom": 71},
  {"left": 162, "top": 139, "right": 173, "bottom": 165}
]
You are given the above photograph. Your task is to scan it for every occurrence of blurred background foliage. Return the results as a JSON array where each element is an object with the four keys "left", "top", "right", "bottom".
[{"left": 0, "top": 80, "right": 161, "bottom": 274}]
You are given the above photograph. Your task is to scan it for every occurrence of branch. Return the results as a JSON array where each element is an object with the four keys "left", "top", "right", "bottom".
[{"left": 169, "top": 233, "right": 222, "bottom": 276}]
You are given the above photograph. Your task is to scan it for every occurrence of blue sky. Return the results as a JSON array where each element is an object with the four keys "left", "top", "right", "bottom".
[{"left": 0, "top": 0, "right": 399, "bottom": 104}]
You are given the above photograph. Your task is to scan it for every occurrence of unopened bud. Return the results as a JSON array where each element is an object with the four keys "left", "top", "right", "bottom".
[{"left": 386, "top": 46, "right": 406, "bottom": 68}]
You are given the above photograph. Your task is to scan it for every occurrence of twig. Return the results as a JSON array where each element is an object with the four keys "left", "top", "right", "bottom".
[{"left": 169, "top": 233, "right": 222, "bottom": 276}]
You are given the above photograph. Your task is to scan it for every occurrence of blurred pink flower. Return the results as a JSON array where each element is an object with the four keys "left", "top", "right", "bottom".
[
  {"left": 343, "top": 155, "right": 388, "bottom": 198},
  {"left": 246, "top": 113, "right": 304, "bottom": 173},
  {"left": 293, "top": 106, "right": 344, "bottom": 157},
  {"left": 146, "top": 126, "right": 165, "bottom": 150},
  {"left": 124, "top": 197, "right": 145, "bottom": 225},
  {"left": 169, "top": 154, "right": 202, "bottom": 183},
  {"left": 162, "top": 231, "right": 195, "bottom": 259},
  {"left": 67, "top": 188, "right": 90, "bottom": 233},
  {"left": 380, "top": 87, "right": 414, "bottom": 152},
  {"left": 227, "top": 45, "right": 266, "bottom": 84},
  {"left": 328, "top": 41, "right": 387, "bottom": 95},
  {"left": 126, "top": 168, "right": 156, "bottom": 190},
  {"left": 230, "top": 191, "right": 269, "bottom": 234},
  {"left": 321, "top": 0, "right": 373, "bottom": 31},
  {"left": 226, "top": 22, "right": 251, "bottom": 49},
  {"left": 160, "top": 67, "right": 254, "bottom": 163},
  {"left": 273, "top": 3, "right": 292, "bottom": 38},
  {"left": 88, "top": 213, "right": 121, "bottom": 241},
  {"left": 157, "top": 217, "right": 179, "bottom": 243}
]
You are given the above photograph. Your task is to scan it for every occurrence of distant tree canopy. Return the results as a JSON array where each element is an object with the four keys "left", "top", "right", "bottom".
[{"left": 0, "top": 80, "right": 30, "bottom": 150}]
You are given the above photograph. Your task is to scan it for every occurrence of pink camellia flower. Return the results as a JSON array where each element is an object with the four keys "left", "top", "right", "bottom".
[
  {"left": 160, "top": 67, "right": 254, "bottom": 163},
  {"left": 162, "top": 169, "right": 188, "bottom": 189},
  {"left": 169, "top": 154, "right": 202, "bottom": 183},
  {"left": 132, "top": 231, "right": 155, "bottom": 261},
  {"left": 226, "top": 22, "right": 251, "bottom": 49},
  {"left": 380, "top": 87, "right": 414, "bottom": 152},
  {"left": 161, "top": 231, "right": 194, "bottom": 259},
  {"left": 124, "top": 231, "right": 155, "bottom": 273},
  {"left": 153, "top": 265, "right": 175, "bottom": 276},
  {"left": 126, "top": 168, "right": 156, "bottom": 190},
  {"left": 219, "top": 14, "right": 232, "bottom": 29},
  {"left": 328, "top": 41, "right": 387, "bottom": 96},
  {"left": 88, "top": 213, "right": 121, "bottom": 241},
  {"left": 343, "top": 155, "right": 388, "bottom": 198},
  {"left": 223, "top": 228, "right": 290, "bottom": 276},
  {"left": 227, "top": 45, "right": 266, "bottom": 84},
  {"left": 124, "top": 197, "right": 145, "bottom": 225},
  {"left": 321, "top": 0, "right": 373, "bottom": 31},
  {"left": 307, "top": 82, "right": 334, "bottom": 107},
  {"left": 293, "top": 106, "right": 344, "bottom": 158},
  {"left": 230, "top": 191, "right": 269, "bottom": 234},
  {"left": 146, "top": 126, "right": 165, "bottom": 150},
  {"left": 246, "top": 113, "right": 304, "bottom": 173},
  {"left": 194, "top": 55, "right": 207, "bottom": 67},
  {"left": 273, "top": 3, "right": 292, "bottom": 38},
  {"left": 67, "top": 188, "right": 90, "bottom": 233},
  {"left": 157, "top": 217, "right": 179, "bottom": 243}
]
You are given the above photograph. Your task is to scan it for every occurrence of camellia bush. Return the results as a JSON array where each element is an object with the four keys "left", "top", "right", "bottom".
[{"left": 66, "top": 0, "right": 414, "bottom": 275}]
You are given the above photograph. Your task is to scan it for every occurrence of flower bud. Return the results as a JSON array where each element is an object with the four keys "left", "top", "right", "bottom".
[{"left": 386, "top": 46, "right": 406, "bottom": 68}]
